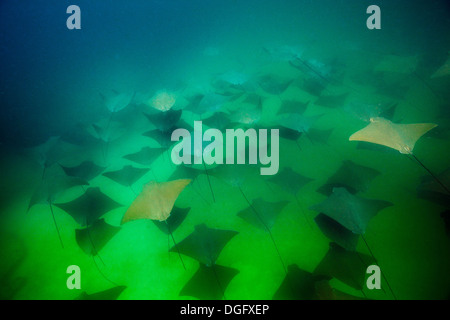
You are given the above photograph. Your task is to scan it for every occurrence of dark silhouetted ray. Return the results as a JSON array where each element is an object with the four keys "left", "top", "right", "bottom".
[
  {"left": 258, "top": 75, "right": 293, "bottom": 96},
  {"left": 417, "top": 168, "right": 450, "bottom": 207},
  {"left": 314, "top": 243, "right": 374, "bottom": 291},
  {"left": 102, "top": 165, "right": 149, "bottom": 188},
  {"left": 54, "top": 187, "right": 122, "bottom": 227},
  {"left": 314, "top": 213, "right": 359, "bottom": 252},
  {"left": 28, "top": 165, "right": 88, "bottom": 247},
  {"left": 76, "top": 285, "right": 127, "bottom": 300},
  {"left": 179, "top": 263, "right": 239, "bottom": 300},
  {"left": 60, "top": 161, "right": 106, "bottom": 182},
  {"left": 144, "top": 109, "right": 182, "bottom": 132},
  {"left": 237, "top": 198, "right": 288, "bottom": 273},
  {"left": 277, "top": 99, "right": 309, "bottom": 115},
  {"left": 315, "top": 92, "right": 349, "bottom": 109},
  {"left": 267, "top": 167, "right": 312, "bottom": 196},
  {"left": 153, "top": 206, "right": 190, "bottom": 235},
  {"left": 75, "top": 219, "right": 120, "bottom": 256},
  {"left": 170, "top": 224, "right": 238, "bottom": 267},
  {"left": 317, "top": 160, "right": 381, "bottom": 196},
  {"left": 273, "top": 265, "right": 325, "bottom": 300},
  {"left": 123, "top": 147, "right": 165, "bottom": 166},
  {"left": 310, "top": 187, "right": 392, "bottom": 235},
  {"left": 238, "top": 198, "right": 288, "bottom": 231}
]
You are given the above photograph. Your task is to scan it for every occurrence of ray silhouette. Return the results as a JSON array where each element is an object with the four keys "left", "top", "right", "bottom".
[
  {"left": 28, "top": 164, "right": 88, "bottom": 248},
  {"left": 75, "top": 218, "right": 120, "bottom": 256},
  {"left": 102, "top": 165, "right": 149, "bottom": 192},
  {"left": 171, "top": 224, "right": 238, "bottom": 299},
  {"left": 314, "top": 243, "right": 375, "bottom": 292},
  {"left": 417, "top": 168, "right": 450, "bottom": 207},
  {"left": 60, "top": 161, "right": 106, "bottom": 182},
  {"left": 123, "top": 146, "right": 165, "bottom": 166},
  {"left": 273, "top": 265, "right": 325, "bottom": 300},
  {"left": 179, "top": 263, "right": 239, "bottom": 300},
  {"left": 267, "top": 167, "right": 313, "bottom": 226},
  {"left": 310, "top": 188, "right": 396, "bottom": 298},
  {"left": 310, "top": 187, "right": 392, "bottom": 235},
  {"left": 317, "top": 160, "right": 381, "bottom": 196},
  {"left": 314, "top": 92, "right": 349, "bottom": 109},
  {"left": 184, "top": 92, "right": 228, "bottom": 117},
  {"left": 431, "top": 55, "right": 450, "bottom": 78},
  {"left": 314, "top": 280, "right": 368, "bottom": 300},
  {"left": 169, "top": 224, "right": 238, "bottom": 266},
  {"left": 277, "top": 99, "right": 310, "bottom": 115},
  {"left": 54, "top": 187, "right": 122, "bottom": 227},
  {"left": 144, "top": 109, "right": 182, "bottom": 132},
  {"left": 258, "top": 74, "right": 293, "bottom": 96},
  {"left": 75, "top": 285, "right": 127, "bottom": 300},
  {"left": 237, "top": 198, "right": 289, "bottom": 273},
  {"left": 314, "top": 213, "right": 360, "bottom": 252},
  {"left": 349, "top": 117, "right": 449, "bottom": 194}
]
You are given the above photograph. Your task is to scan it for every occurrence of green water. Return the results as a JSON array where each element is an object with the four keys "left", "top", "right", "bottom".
[{"left": 0, "top": 1, "right": 449, "bottom": 300}]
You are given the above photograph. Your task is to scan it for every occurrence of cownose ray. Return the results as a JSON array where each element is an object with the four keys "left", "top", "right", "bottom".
[
  {"left": 310, "top": 187, "right": 396, "bottom": 298},
  {"left": 349, "top": 117, "right": 449, "bottom": 194},
  {"left": 28, "top": 164, "right": 88, "bottom": 248},
  {"left": 417, "top": 169, "right": 450, "bottom": 233},
  {"left": 102, "top": 165, "right": 149, "bottom": 194},
  {"left": 179, "top": 263, "right": 239, "bottom": 300},
  {"left": 237, "top": 198, "right": 289, "bottom": 273},
  {"left": 60, "top": 161, "right": 106, "bottom": 182},
  {"left": 210, "top": 164, "right": 260, "bottom": 204},
  {"left": 90, "top": 119, "right": 126, "bottom": 165},
  {"left": 289, "top": 57, "right": 334, "bottom": 85},
  {"left": 258, "top": 74, "right": 293, "bottom": 96},
  {"left": 310, "top": 187, "right": 392, "bottom": 236},
  {"left": 121, "top": 179, "right": 191, "bottom": 269},
  {"left": 431, "top": 54, "right": 450, "bottom": 78},
  {"left": 101, "top": 91, "right": 135, "bottom": 114},
  {"left": 344, "top": 101, "right": 398, "bottom": 123},
  {"left": 169, "top": 165, "right": 215, "bottom": 205},
  {"left": 170, "top": 128, "right": 218, "bottom": 202},
  {"left": 227, "top": 98, "right": 262, "bottom": 127},
  {"left": 142, "top": 120, "right": 192, "bottom": 149},
  {"left": 272, "top": 265, "right": 326, "bottom": 300},
  {"left": 25, "top": 136, "right": 76, "bottom": 181},
  {"left": 144, "top": 109, "right": 182, "bottom": 132},
  {"left": 314, "top": 243, "right": 375, "bottom": 295},
  {"left": 417, "top": 168, "right": 450, "bottom": 207},
  {"left": 276, "top": 113, "right": 323, "bottom": 146},
  {"left": 314, "top": 279, "right": 368, "bottom": 300},
  {"left": 317, "top": 160, "right": 381, "bottom": 196},
  {"left": 75, "top": 218, "right": 121, "bottom": 286},
  {"left": 184, "top": 92, "right": 228, "bottom": 117},
  {"left": 75, "top": 285, "right": 127, "bottom": 300},
  {"left": 170, "top": 224, "right": 239, "bottom": 299},
  {"left": 54, "top": 187, "right": 122, "bottom": 227},
  {"left": 152, "top": 206, "right": 190, "bottom": 237},
  {"left": 76, "top": 218, "right": 121, "bottom": 256},
  {"left": 314, "top": 92, "right": 349, "bottom": 109},
  {"left": 148, "top": 90, "right": 177, "bottom": 112},
  {"left": 266, "top": 167, "right": 313, "bottom": 227},
  {"left": 277, "top": 99, "right": 310, "bottom": 116},
  {"left": 123, "top": 146, "right": 165, "bottom": 166}
]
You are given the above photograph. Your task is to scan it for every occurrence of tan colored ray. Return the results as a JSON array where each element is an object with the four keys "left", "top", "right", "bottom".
[
  {"left": 121, "top": 179, "right": 191, "bottom": 224},
  {"left": 349, "top": 117, "right": 437, "bottom": 154}
]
